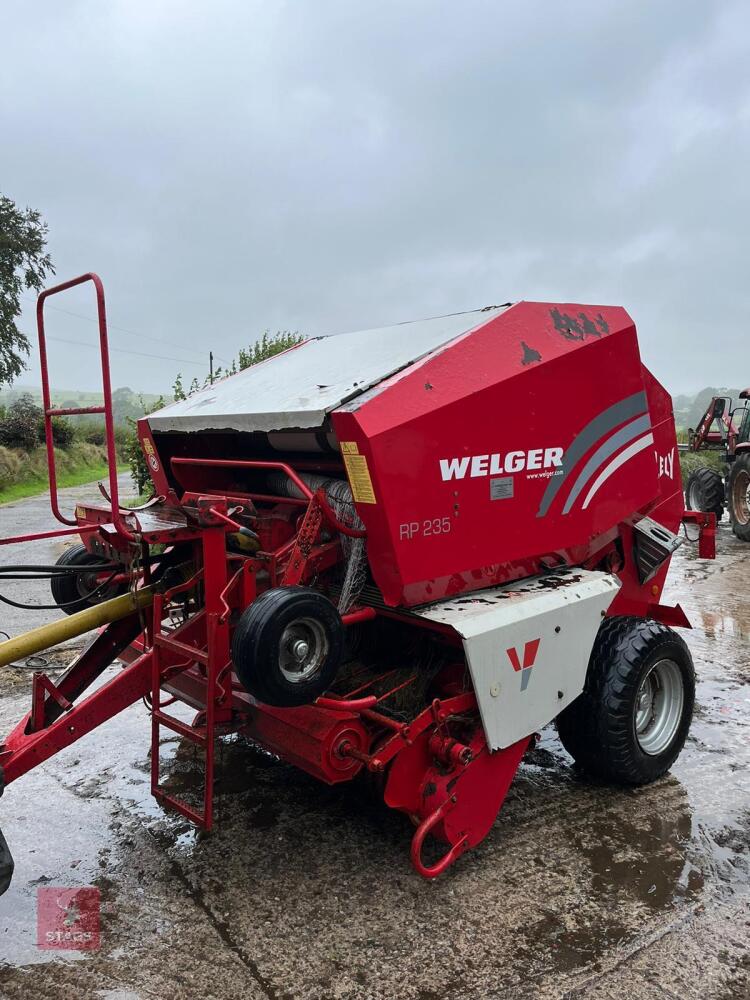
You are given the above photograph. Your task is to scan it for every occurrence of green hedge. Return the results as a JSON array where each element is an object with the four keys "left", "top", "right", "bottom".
[{"left": 679, "top": 449, "right": 726, "bottom": 487}]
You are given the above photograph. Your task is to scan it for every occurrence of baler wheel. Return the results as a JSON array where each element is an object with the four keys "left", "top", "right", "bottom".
[
  {"left": 50, "top": 544, "right": 126, "bottom": 616},
  {"left": 685, "top": 466, "right": 725, "bottom": 520},
  {"left": 727, "top": 453, "right": 750, "bottom": 541},
  {"left": 556, "top": 616, "right": 694, "bottom": 785},
  {"left": 232, "top": 587, "right": 344, "bottom": 706}
]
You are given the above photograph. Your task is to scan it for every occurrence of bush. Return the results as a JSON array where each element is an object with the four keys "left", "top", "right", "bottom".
[
  {"left": 0, "top": 445, "right": 24, "bottom": 488},
  {"left": 124, "top": 395, "right": 165, "bottom": 497},
  {"left": 77, "top": 420, "right": 106, "bottom": 446},
  {"left": 125, "top": 428, "right": 152, "bottom": 496},
  {"left": 679, "top": 450, "right": 726, "bottom": 488},
  {"left": 45, "top": 415, "right": 75, "bottom": 448},
  {"left": 0, "top": 394, "right": 43, "bottom": 449}
]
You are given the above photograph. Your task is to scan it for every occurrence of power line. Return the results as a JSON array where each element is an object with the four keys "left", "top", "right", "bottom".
[
  {"left": 23, "top": 294, "right": 232, "bottom": 366},
  {"left": 44, "top": 334, "right": 209, "bottom": 368}
]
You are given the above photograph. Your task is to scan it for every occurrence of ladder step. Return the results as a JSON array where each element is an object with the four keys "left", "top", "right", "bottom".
[
  {"left": 154, "top": 632, "right": 209, "bottom": 665},
  {"left": 152, "top": 709, "right": 206, "bottom": 745},
  {"left": 153, "top": 787, "right": 209, "bottom": 828}
]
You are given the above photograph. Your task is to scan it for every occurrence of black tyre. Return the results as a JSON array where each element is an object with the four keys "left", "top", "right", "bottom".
[
  {"left": 50, "top": 544, "right": 124, "bottom": 616},
  {"left": 727, "top": 452, "right": 750, "bottom": 542},
  {"left": 685, "top": 466, "right": 725, "bottom": 520},
  {"left": 232, "top": 587, "right": 344, "bottom": 706},
  {"left": 556, "top": 616, "right": 694, "bottom": 785}
]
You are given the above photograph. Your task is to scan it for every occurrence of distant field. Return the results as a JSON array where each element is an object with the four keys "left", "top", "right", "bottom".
[{"left": 0, "top": 385, "right": 163, "bottom": 412}]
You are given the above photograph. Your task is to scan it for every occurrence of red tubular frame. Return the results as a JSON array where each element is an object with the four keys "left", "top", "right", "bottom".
[
  {"left": 171, "top": 457, "right": 315, "bottom": 501},
  {"left": 37, "top": 273, "right": 133, "bottom": 539},
  {"left": 0, "top": 524, "right": 100, "bottom": 547},
  {"left": 0, "top": 274, "right": 545, "bottom": 884}
]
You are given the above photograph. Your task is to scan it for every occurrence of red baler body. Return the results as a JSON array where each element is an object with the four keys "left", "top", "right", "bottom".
[{"left": 0, "top": 279, "right": 716, "bottom": 891}]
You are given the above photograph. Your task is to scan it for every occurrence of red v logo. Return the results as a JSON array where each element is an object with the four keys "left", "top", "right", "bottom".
[{"left": 506, "top": 638, "right": 541, "bottom": 673}]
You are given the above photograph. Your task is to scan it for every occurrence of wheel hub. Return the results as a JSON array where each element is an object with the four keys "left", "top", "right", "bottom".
[
  {"left": 634, "top": 658, "right": 684, "bottom": 756},
  {"left": 292, "top": 639, "right": 310, "bottom": 661},
  {"left": 279, "top": 617, "right": 328, "bottom": 684}
]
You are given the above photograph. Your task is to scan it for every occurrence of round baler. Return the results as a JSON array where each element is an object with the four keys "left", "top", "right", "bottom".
[{"left": 0, "top": 276, "right": 717, "bottom": 894}]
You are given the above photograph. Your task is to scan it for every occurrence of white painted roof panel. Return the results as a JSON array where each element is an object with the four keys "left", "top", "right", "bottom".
[{"left": 147, "top": 306, "right": 510, "bottom": 434}]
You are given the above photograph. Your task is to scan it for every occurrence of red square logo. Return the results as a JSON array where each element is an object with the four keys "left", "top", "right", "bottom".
[{"left": 37, "top": 887, "right": 101, "bottom": 951}]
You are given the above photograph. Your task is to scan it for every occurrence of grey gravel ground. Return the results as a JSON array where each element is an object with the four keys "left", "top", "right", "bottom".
[{"left": 0, "top": 480, "right": 748, "bottom": 999}]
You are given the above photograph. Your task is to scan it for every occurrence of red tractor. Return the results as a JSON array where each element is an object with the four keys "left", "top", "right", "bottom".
[{"left": 685, "top": 391, "right": 750, "bottom": 541}]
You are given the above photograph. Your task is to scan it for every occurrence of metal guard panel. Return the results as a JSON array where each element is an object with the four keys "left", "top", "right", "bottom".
[
  {"left": 414, "top": 569, "right": 620, "bottom": 750},
  {"left": 147, "top": 307, "right": 510, "bottom": 434}
]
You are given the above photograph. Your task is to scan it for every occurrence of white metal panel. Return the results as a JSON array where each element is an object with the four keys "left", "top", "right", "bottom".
[
  {"left": 414, "top": 570, "right": 620, "bottom": 750},
  {"left": 147, "top": 306, "right": 510, "bottom": 434}
]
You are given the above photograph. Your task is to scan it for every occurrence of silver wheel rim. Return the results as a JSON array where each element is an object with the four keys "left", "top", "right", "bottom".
[
  {"left": 687, "top": 481, "right": 702, "bottom": 510},
  {"left": 279, "top": 617, "right": 328, "bottom": 684},
  {"left": 634, "top": 658, "right": 684, "bottom": 755}
]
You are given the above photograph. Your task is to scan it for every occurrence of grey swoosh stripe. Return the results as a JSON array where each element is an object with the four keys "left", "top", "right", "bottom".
[
  {"left": 561, "top": 413, "right": 652, "bottom": 514},
  {"left": 536, "top": 391, "right": 648, "bottom": 517}
]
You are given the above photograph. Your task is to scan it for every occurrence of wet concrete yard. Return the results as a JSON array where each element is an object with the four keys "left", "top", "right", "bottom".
[{"left": 0, "top": 480, "right": 748, "bottom": 998}]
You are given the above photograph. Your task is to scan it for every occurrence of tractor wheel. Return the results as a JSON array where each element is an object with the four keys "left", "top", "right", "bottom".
[
  {"left": 556, "top": 616, "right": 694, "bottom": 785},
  {"left": 685, "top": 466, "right": 725, "bottom": 520},
  {"left": 50, "top": 544, "right": 125, "bottom": 616},
  {"left": 232, "top": 587, "right": 344, "bottom": 706},
  {"left": 727, "top": 453, "right": 750, "bottom": 542}
]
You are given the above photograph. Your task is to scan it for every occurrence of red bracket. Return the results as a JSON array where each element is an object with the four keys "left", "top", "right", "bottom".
[
  {"left": 682, "top": 510, "right": 716, "bottom": 560},
  {"left": 30, "top": 673, "right": 73, "bottom": 733}
]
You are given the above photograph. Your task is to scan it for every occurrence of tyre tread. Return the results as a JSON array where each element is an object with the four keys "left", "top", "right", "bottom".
[
  {"left": 727, "top": 453, "right": 750, "bottom": 542},
  {"left": 685, "top": 466, "right": 725, "bottom": 520},
  {"left": 557, "top": 616, "right": 694, "bottom": 785}
]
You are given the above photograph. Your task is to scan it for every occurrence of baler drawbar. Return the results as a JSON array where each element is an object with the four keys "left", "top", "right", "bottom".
[{"left": 0, "top": 275, "right": 716, "bottom": 894}]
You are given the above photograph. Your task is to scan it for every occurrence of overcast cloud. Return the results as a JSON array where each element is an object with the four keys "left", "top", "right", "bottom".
[{"left": 1, "top": 0, "right": 748, "bottom": 396}]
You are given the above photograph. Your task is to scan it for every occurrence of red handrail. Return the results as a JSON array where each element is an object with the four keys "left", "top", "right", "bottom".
[
  {"left": 37, "top": 273, "right": 134, "bottom": 539},
  {"left": 170, "top": 457, "right": 315, "bottom": 500}
]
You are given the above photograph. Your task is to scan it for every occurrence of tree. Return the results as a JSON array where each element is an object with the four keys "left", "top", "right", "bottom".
[
  {"left": 237, "top": 330, "right": 301, "bottom": 371},
  {"left": 0, "top": 393, "right": 43, "bottom": 449},
  {"left": 0, "top": 196, "right": 55, "bottom": 386},
  {"left": 124, "top": 394, "right": 165, "bottom": 495},
  {"left": 171, "top": 330, "right": 302, "bottom": 401},
  {"left": 131, "top": 331, "right": 304, "bottom": 495}
]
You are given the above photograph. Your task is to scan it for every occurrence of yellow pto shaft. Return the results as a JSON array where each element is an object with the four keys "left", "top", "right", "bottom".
[{"left": 0, "top": 586, "right": 155, "bottom": 670}]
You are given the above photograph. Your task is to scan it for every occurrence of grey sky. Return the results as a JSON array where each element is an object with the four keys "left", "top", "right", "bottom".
[{"left": 2, "top": 0, "right": 748, "bottom": 396}]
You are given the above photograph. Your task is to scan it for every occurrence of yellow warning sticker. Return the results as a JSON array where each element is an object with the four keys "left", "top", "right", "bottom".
[
  {"left": 342, "top": 451, "right": 377, "bottom": 504},
  {"left": 340, "top": 441, "right": 359, "bottom": 455}
]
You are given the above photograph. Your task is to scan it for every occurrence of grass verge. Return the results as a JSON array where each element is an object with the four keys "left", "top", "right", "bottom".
[{"left": 0, "top": 463, "right": 127, "bottom": 505}]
